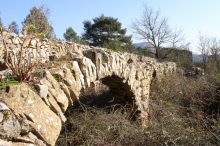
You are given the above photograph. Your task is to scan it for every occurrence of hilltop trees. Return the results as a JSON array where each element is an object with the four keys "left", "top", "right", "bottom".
[
  {"left": 197, "top": 34, "right": 210, "bottom": 70},
  {"left": 0, "top": 17, "right": 3, "bottom": 28},
  {"left": 63, "top": 27, "right": 87, "bottom": 44},
  {"left": 0, "top": 13, "right": 4, "bottom": 30},
  {"left": 209, "top": 38, "right": 220, "bottom": 71},
  {"left": 82, "top": 14, "right": 133, "bottom": 52},
  {"left": 198, "top": 34, "right": 220, "bottom": 72},
  {"left": 9, "top": 21, "right": 19, "bottom": 35},
  {"left": 63, "top": 27, "right": 79, "bottom": 42},
  {"left": 22, "top": 5, "right": 54, "bottom": 38},
  {"left": 131, "top": 4, "right": 186, "bottom": 60}
]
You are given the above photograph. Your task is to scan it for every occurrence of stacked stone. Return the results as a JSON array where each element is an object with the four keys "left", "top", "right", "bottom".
[{"left": 0, "top": 32, "right": 177, "bottom": 146}]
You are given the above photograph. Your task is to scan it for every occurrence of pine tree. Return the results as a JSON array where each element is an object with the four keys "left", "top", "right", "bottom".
[{"left": 82, "top": 14, "right": 133, "bottom": 52}]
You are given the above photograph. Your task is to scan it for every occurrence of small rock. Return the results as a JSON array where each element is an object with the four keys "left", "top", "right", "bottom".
[
  {"left": 49, "top": 55, "right": 58, "bottom": 61},
  {"left": 20, "top": 119, "right": 29, "bottom": 135},
  {"left": 37, "top": 42, "right": 42, "bottom": 47},
  {"left": 0, "top": 111, "right": 21, "bottom": 138},
  {"left": 28, "top": 132, "right": 46, "bottom": 146},
  {"left": 0, "top": 139, "right": 10, "bottom": 146},
  {"left": 42, "top": 38, "right": 48, "bottom": 42},
  {"left": 0, "top": 113, "right": 3, "bottom": 122},
  {"left": 0, "top": 102, "right": 10, "bottom": 111},
  {"left": 10, "top": 142, "right": 35, "bottom": 146},
  {"left": 12, "top": 37, "right": 20, "bottom": 44},
  {"left": 30, "top": 39, "right": 37, "bottom": 46},
  {"left": 13, "top": 136, "right": 35, "bottom": 144},
  {"left": 34, "top": 84, "right": 48, "bottom": 99},
  {"left": 6, "top": 39, "right": 12, "bottom": 44}
]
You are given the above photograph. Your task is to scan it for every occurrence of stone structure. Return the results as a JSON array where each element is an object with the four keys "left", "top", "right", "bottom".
[{"left": 0, "top": 32, "right": 177, "bottom": 145}]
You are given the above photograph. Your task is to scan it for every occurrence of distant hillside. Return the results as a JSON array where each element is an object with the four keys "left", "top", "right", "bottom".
[
  {"left": 133, "top": 42, "right": 155, "bottom": 53},
  {"left": 193, "top": 54, "right": 203, "bottom": 62},
  {"left": 133, "top": 42, "right": 152, "bottom": 48},
  {"left": 134, "top": 42, "right": 202, "bottom": 63}
]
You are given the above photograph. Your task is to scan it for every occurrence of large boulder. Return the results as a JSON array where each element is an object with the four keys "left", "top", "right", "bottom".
[{"left": 1, "top": 83, "right": 61, "bottom": 146}]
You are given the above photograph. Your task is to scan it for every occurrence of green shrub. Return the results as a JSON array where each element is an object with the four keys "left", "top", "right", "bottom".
[{"left": 0, "top": 78, "right": 18, "bottom": 90}]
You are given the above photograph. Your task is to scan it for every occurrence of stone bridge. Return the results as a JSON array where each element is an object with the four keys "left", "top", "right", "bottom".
[{"left": 0, "top": 33, "right": 176, "bottom": 145}]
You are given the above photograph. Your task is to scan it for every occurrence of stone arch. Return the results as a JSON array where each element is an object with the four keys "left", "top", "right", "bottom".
[
  {"left": 81, "top": 48, "right": 154, "bottom": 121},
  {"left": 101, "top": 74, "right": 135, "bottom": 105},
  {"left": 0, "top": 34, "right": 178, "bottom": 145}
]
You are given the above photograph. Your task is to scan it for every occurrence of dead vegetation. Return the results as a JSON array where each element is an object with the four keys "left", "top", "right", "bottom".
[{"left": 56, "top": 74, "right": 220, "bottom": 146}]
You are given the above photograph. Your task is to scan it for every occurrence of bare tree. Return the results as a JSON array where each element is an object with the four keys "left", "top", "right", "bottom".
[
  {"left": 197, "top": 33, "right": 210, "bottom": 70},
  {"left": 9, "top": 21, "right": 19, "bottom": 35},
  {"left": 22, "top": 5, "right": 53, "bottom": 38},
  {"left": 209, "top": 37, "right": 220, "bottom": 71},
  {"left": 131, "top": 4, "right": 185, "bottom": 60}
]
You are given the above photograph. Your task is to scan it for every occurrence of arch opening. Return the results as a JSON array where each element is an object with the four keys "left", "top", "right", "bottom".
[
  {"left": 56, "top": 75, "right": 142, "bottom": 146},
  {"left": 75, "top": 74, "right": 139, "bottom": 118},
  {"left": 101, "top": 75, "right": 135, "bottom": 106}
]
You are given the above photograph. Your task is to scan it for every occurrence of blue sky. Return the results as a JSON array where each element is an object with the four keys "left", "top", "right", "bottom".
[{"left": 1, "top": 0, "right": 220, "bottom": 53}]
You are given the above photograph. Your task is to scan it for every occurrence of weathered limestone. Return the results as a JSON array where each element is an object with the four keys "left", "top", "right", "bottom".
[
  {"left": 1, "top": 83, "right": 61, "bottom": 146},
  {"left": 0, "top": 139, "right": 10, "bottom": 146},
  {"left": 34, "top": 84, "right": 48, "bottom": 99},
  {"left": 0, "top": 110, "right": 21, "bottom": 138},
  {"left": 0, "top": 32, "right": 177, "bottom": 145}
]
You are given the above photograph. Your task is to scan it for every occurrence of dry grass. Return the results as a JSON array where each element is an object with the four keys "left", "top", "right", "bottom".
[
  {"left": 56, "top": 74, "right": 220, "bottom": 146},
  {"left": 56, "top": 85, "right": 145, "bottom": 146},
  {"left": 56, "top": 104, "right": 146, "bottom": 146},
  {"left": 147, "top": 74, "right": 220, "bottom": 145}
]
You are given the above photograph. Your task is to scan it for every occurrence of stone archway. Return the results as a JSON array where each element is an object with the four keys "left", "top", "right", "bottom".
[
  {"left": 79, "top": 47, "right": 155, "bottom": 122},
  {"left": 0, "top": 44, "right": 177, "bottom": 146},
  {"left": 0, "top": 34, "right": 177, "bottom": 145},
  {"left": 101, "top": 75, "right": 135, "bottom": 107}
]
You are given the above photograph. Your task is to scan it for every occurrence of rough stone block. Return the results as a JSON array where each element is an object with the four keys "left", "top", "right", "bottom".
[
  {"left": 1, "top": 83, "right": 61, "bottom": 146},
  {"left": 35, "top": 84, "right": 48, "bottom": 99}
]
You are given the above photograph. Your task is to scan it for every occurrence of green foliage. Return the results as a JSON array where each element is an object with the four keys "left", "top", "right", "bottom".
[
  {"left": 0, "top": 78, "right": 19, "bottom": 90},
  {"left": 25, "top": 24, "right": 36, "bottom": 30},
  {"left": 0, "top": 17, "right": 2, "bottom": 28},
  {"left": 210, "top": 69, "right": 220, "bottom": 86},
  {"left": 63, "top": 27, "right": 79, "bottom": 42},
  {"left": 163, "top": 49, "right": 193, "bottom": 71},
  {"left": 0, "top": 14, "right": 6, "bottom": 31},
  {"left": 36, "top": 33, "right": 46, "bottom": 38},
  {"left": 103, "top": 39, "right": 122, "bottom": 51},
  {"left": 2, "top": 110, "right": 11, "bottom": 122},
  {"left": 22, "top": 5, "right": 54, "bottom": 38},
  {"left": 82, "top": 14, "right": 133, "bottom": 52}
]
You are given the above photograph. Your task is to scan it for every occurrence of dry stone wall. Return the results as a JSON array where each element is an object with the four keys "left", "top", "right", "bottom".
[{"left": 0, "top": 32, "right": 177, "bottom": 146}]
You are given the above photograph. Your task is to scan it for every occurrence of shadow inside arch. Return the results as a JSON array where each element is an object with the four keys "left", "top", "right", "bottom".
[
  {"left": 56, "top": 76, "right": 145, "bottom": 146},
  {"left": 66, "top": 74, "right": 140, "bottom": 120}
]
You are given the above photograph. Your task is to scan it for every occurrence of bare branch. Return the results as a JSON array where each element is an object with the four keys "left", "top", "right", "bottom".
[{"left": 131, "top": 4, "right": 184, "bottom": 60}]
